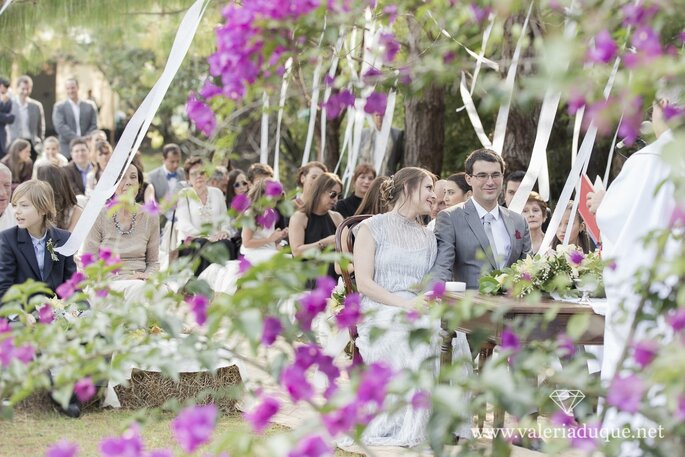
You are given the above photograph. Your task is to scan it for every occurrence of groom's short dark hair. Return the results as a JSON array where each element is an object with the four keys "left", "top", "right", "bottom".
[{"left": 464, "top": 148, "right": 506, "bottom": 175}]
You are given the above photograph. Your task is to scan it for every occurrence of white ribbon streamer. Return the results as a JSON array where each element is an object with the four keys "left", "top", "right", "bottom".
[
  {"left": 603, "top": 114, "right": 623, "bottom": 185},
  {"left": 301, "top": 60, "right": 322, "bottom": 166},
  {"left": 459, "top": 72, "right": 493, "bottom": 149},
  {"left": 373, "top": 89, "right": 397, "bottom": 173},
  {"left": 491, "top": 3, "right": 533, "bottom": 154},
  {"left": 571, "top": 106, "right": 585, "bottom": 166},
  {"left": 0, "top": 0, "right": 12, "bottom": 17},
  {"left": 334, "top": 106, "right": 356, "bottom": 175},
  {"left": 260, "top": 92, "right": 269, "bottom": 164},
  {"left": 456, "top": 16, "right": 496, "bottom": 112},
  {"left": 57, "top": 0, "right": 209, "bottom": 256},
  {"left": 273, "top": 57, "right": 293, "bottom": 181}
]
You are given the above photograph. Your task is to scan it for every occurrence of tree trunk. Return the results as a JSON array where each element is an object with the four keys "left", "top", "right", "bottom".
[
  {"left": 404, "top": 85, "right": 446, "bottom": 173},
  {"left": 500, "top": 103, "right": 540, "bottom": 172},
  {"left": 403, "top": 15, "right": 446, "bottom": 174},
  {"left": 315, "top": 115, "right": 341, "bottom": 172}
]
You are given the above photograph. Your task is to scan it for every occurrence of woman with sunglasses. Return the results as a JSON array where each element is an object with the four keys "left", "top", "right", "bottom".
[
  {"left": 225, "top": 169, "right": 250, "bottom": 208},
  {"left": 85, "top": 140, "right": 112, "bottom": 197},
  {"left": 289, "top": 172, "right": 344, "bottom": 282}
]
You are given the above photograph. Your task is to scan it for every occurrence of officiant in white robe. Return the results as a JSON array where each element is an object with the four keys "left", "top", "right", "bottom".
[{"left": 593, "top": 89, "right": 682, "bottom": 453}]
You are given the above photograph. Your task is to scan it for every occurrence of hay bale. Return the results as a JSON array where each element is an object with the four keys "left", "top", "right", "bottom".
[
  {"left": 114, "top": 365, "right": 242, "bottom": 413},
  {"left": 15, "top": 389, "right": 101, "bottom": 413}
]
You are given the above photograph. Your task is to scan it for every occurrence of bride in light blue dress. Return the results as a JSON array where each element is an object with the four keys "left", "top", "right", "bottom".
[{"left": 349, "top": 167, "right": 472, "bottom": 447}]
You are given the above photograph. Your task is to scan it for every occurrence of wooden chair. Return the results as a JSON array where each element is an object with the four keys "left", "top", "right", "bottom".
[{"left": 334, "top": 214, "right": 371, "bottom": 363}]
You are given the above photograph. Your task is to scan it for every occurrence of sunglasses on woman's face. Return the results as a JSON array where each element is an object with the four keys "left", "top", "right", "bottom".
[
  {"left": 328, "top": 191, "right": 340, "bottom": 200},
  {"left": 233, "top": 181, "right": 249, "bottom": 188}
]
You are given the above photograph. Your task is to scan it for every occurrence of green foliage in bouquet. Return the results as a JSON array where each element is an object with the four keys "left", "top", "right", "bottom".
[{"left": 479, "top": 245, "right": 605, "bottom": 298}]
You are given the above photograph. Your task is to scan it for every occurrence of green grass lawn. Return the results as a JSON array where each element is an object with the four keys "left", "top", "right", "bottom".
[{"left": 2, "top": 408, "right": 358, "bottom": 457}]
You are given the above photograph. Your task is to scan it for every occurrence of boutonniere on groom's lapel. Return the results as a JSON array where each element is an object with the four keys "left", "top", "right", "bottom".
[
  {"left": 46, "top": 239, "right": 59, "bottom": 262},
  {"left": 515, "top": 230, "right": 522, "bottom": 240}
]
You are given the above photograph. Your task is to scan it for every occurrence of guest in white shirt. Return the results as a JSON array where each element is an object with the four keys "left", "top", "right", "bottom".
[
  {"left": 0, "top": 163, "right": 16, "bottom": 231},
  {"left": 176, "top": 156, "right": 237, "bottom": 275}
]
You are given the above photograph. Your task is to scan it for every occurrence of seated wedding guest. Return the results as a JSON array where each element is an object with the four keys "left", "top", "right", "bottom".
[
  {"left": 0, "top": 164, "right": 16, "bottom": 230},
  {"left": 246, "top": 162, "right": 274, "bottom": 185},
  {"left": 503, "top": 170, "right": 525, "bottom": 207},
  {"left": 293, "top": 161, "right": 327, "bottom": 210},
  {"left": 289, "top": 172, "right": 343, "bottom": 281},
  {"left": 85, "top": 140, "right": 112, "bottom": 196},
  {"left": 345, "top": 167, "right": 472, "bottom": 446},
  {"left": 35, "top": 165, "right": 83, "bottom": 232},
  {"left": 1, "top": 139, "right": 33, "bottom": 191},
  {"left": 147, "top": 143, "right": 185, "bottom": 204},
  {"left": 426, "top": 179, "right": 447, "bottom": 230},
  {"left": 335, "top": 163, "right": 376, "bottom": 218},
  {"left": 0, "top": 180, "right": 76, "bottom": 300},
  {"left": 240, "top": 178, "right": 289, "bottom": 263},
  {"left": 32, "top": 136, "right": 68, "bottom": 175},
  {"left": 82, "top": 162, "right": 160, "bottom": 303},
  {"left": 176, "top": 156, "right": 237, "bottom": 275},
  {"left": 208, "top": 165, "right": 229, "bottom": 195},
  {"left": 225, "top": 168, "right": 249, "bottom": 207},
  {"left": 443, "top": 172, "right": 472, "bottom": 208},
  {"left": 131, "top": 154, "right": 156, "bottom": 204},
  {"left": 522, "top": 192, "right": 547, "bottom": 255},
  {"left": 86, "top": 129, "right": 108, "bottom": 166},
  {"left": 64, "top": 137, "right": 92, "bottom": 197},
  {"left": 551, "top": 201, "right": 594, "bottom": 253}
]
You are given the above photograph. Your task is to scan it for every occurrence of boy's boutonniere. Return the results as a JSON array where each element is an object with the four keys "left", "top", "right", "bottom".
[
  {"left": 46, "top": 239, "right": 59, "bottom": 262},
  {"left": 515, "top": 230, "right": 522, "bottom": 240}
]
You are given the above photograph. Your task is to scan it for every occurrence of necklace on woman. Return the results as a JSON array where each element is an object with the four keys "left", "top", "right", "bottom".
[{"left": 113, "top": 211, "right": 137, "bottom": 236}]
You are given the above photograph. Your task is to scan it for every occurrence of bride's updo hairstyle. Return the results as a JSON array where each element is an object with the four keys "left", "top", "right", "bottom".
[{"left": 380, "top": 167, "right": 434, "bottom": 211}]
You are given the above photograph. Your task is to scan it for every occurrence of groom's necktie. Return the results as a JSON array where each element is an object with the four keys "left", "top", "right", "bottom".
[{"left": 482, "top": 213, "right": 501, "bottom": 268}]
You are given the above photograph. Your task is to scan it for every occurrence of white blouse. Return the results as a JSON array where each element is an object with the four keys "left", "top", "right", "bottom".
[{"left": 175, "top": 186, "right": 235, "bottom": 244}]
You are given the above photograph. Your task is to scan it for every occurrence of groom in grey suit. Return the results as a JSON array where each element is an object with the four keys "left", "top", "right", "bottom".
[
  {"left": 432, "top": 149, "right": 531, "bottom": 288},
  {"left": 52, "top": 78, "right": 98, "bottom": 159}
]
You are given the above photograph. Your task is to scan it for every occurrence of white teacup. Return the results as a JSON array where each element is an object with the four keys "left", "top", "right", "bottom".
[{"left": 445, "top": 281, "right": 466, "bottom": 292}]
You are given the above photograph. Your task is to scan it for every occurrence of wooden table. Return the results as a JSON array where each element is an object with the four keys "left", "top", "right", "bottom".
[{"left": 440, "top": 292, "right": 605, "bottom": 429}]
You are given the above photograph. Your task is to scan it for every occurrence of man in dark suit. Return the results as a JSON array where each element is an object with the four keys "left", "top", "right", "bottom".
[
  {"left": 0, "top": 76, "right": 15, "bottom": 159},
  {"left": 63, "top": 138, "right": 92, "bottom": 196},
  {"left": 432, "top": 148, "right": 531, "bottom": 289},
  {"left": 9, "top": 75, "right": 45, "bottom": 161},
  {"left": 52, "top": 78, "right": 98, "bottom": 159}
]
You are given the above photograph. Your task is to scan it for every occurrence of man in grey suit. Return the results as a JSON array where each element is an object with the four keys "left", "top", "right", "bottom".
[
  {"left": 432, "top": 148, "right": 531, "bottom": 289},
  {"left": 358, "top": 113, "right": 404, "bottom": 176},
  {"left": 52, "top": 78, "right": 98, "bottom": 159},
  {"left": 147, "top": 143, "right": 185, "bottom": 225},
  {"left": 9, "top": 75, "right": 45, "bottom": 161}
]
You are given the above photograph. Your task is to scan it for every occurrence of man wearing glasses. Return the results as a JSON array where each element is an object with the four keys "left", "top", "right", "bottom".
[{"left": 431, "top": 148, "right": 531, "bottom": 289}]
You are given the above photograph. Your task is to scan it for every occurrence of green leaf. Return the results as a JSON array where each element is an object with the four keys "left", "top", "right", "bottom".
[
  {"left": 479, "top": 275, "right": 502, "bottom": 295},
  {"left": 567, "top": 313, "right": 590, "bottom": 340}
]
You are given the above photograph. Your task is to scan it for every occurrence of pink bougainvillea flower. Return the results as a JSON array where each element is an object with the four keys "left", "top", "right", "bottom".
[
  {"left": 322, "top": 402, "right": 359, "bottom": 436},
  {"left": 56, "top": 281, "right": 76, "bottom": 300},
  {"left": 80, "top": 252, "right": 95, "bottom": 267},
  {"left": 569, "top": 422, "right": 599, "bottom": 451},
  {"left": 428, "top": 281, "right": 446, "bottom": 301},
  {"left": 0, "top": 318, "right": 10, "bottom": 333},
  {"left": 264, "top": 180, "right": 284, "bottom": 197},
  {"left": 147, "top": 450, "right": 173, "bottom": 457},
  {"left": 186, "top": 93, "right": 217, "bottom": 137},
  {"left": 199, "top": 80, "right": 223, "bottom": 100},
  {"left": 621, "top": 3, "right": 659, "bottom": 27},
  {"left": 38, "top": 304, "right": 54, "bottom": 324},
  {"left": 336, "top": 293, "right": 362, "bottom": 330},
  {"left": 100, "top": 424, "right": 144, "bottom": 457},
  {"left": 14, "top": 343, "right": 35, "bottom": 364},
  {"left": 411, "top": 390, "right": 431, "bottom": 410},
  {"left": 557, "top": 334, "right": 576, "bottom": 358},
  {"left": 470, "top": 3, "right": 492, "bottom": 23},
  {"left": 567, "top": 91, "right": 586, "bottom": 115},
  {"left": 631, "top": 26, "right": 663, "bottom": 57},
  {"left": 261, "top": 316, "right": 283, "bottom": 346},
  {"left": 362, "top": 68, "right": 383, "bottom": 84},
  {"left": 288, "top": 435, "right": 331, "bottom": 457},
  {"left": 663, "top": 105, "right": 685, "bottom": 121},
  {"left": 383, "top": 4, "right": 398, "bottom": 24},
  {"left": 520, "top": 272, "right": 532, "bottom": 282},
  {"left": 586, "top": 30, "right": 618, "bottom": 64},
  {"left": 243, "top": 395, "right": 280, "bottom": 433},
  {"left": 296, "top": 289, "right": 328, "bottom": 332},
  {"left": 171, "top": 405, "right": 218, "bottom": 453},
  {"left": 667, "top": 308, "right": 685, "bottom": 332},
  {"left": 405, "top": 310, "right": 420, "bottom": 322},
  {"left": 281, "top": 364, "right": 314, "bottom": 402},
  {"left": 550, "top": 410, "right": 575, "bottom": 426},
  {"left": 617, "top": 96, "right": 644, "bottom": 146},
  {"left": 357, "top": 362, "right": 393, "bottom": 406},
  {"left": 607, "top": 374, "right": 646, "bottom": 413},
  {"left": 323, "top": 89, "right": 355, "bottom": 119},
  {"left": 294, "top": 344, "right": 321, "bottom": 370},
  {"left": 379, "top": 32, "right": 400, "bottom": 62},
  {"left": 141, "top": 199, "right": 160, "bottom": 216},
  {"left": 315, "top": 353, "right": 340, "bottom": 385},
  {"left": 230, "top": 194, "right": 251, "bottom": 212},
  {"left": 74, "top": 377, "right": 96, "bottom": 403},
  {"left": 632, "top": 339, "right": 659, "bottom": 368},
  {"left": 569, "top": 250, "right": 585, "bottom": 266},
  {"left": 99, "top": 247, "right": 113, "bottom": 262},
  {"left": 46, "top": 440, "right": 79, "bottom": 457},
  {"left": 364, "top": 91, "right": 387, "bottom": 115},
  {"left": 95, "top": 288, "right": 109, "bottom": 298},
  {"left": 238, "top": 255, "right": 252, "bottom": 275},
  {"left": 501, "top": 328, "right": 521, "bottom": 352},
  {"left": 256, "top": 208, "right": 278, "bottom": 229},
  {"left": 315, "top": 276, "right": 336, "bottom": 297},
  {"left": 105, "top": 196, "right": 119, "bottom": 210},
  {"left": 323, "top": 74, "right": 335, "bottom": 86},
  {"left": 676, "top": 395, "right": 685, "bottom": 421},
  {"left": 186, "top": 294, "right": 210, "bottom": 326},
  {"left": 0, "top": 338, "right": 14, "bottom": 367},
  {"left": 670, "top": 205, "right": 685, "bottom": 228}
]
